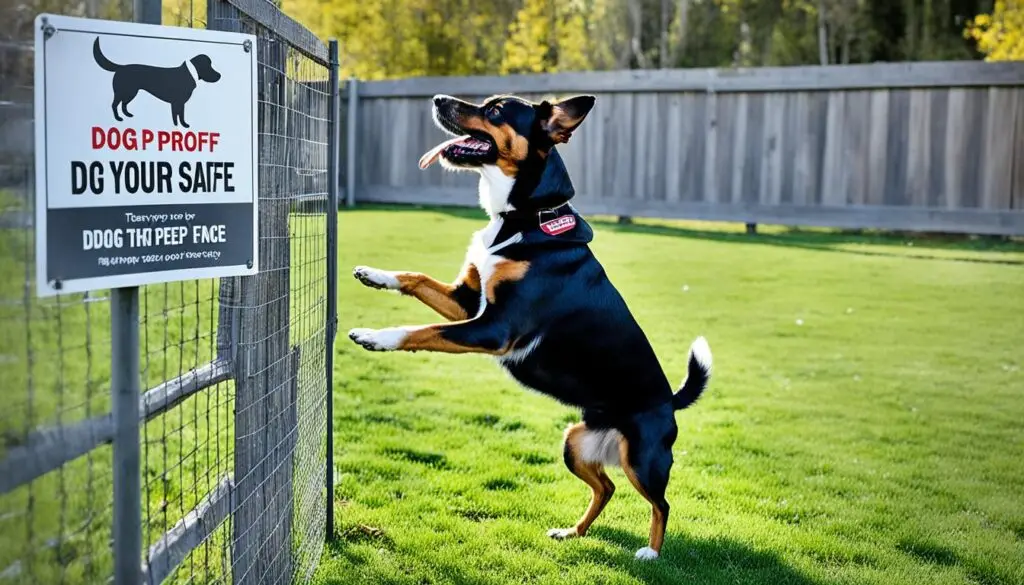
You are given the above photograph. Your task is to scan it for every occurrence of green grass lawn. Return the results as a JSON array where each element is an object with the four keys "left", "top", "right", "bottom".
[{"left": 319, "top": 205, "right": 1024, "bottom": 585}]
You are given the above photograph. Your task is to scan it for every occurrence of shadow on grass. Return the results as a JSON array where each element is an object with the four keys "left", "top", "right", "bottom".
[
  {"left": 581, "top": 526, "right": 825, "bottom": 585},
  {"left": 342, "top": 203, "right": 1024, "bottom": 266},
  {"left": 320, "top": 523, "right": 824, "bottom": 585},
  {"left": 895, "top": 537, "right": 1014, "bottom": 585}
]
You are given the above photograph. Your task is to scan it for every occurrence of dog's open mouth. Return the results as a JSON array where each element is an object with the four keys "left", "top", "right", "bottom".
[{"left": 418, "top": 135, "right": 495, "bottom": 169}]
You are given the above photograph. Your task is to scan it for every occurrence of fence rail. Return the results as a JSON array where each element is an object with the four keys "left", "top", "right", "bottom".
[
  {"left": 0, "top": 0, "right": 339, "bottom": 583},
  {"left": 345, "top": 62, "right": 1024, "bottom": 236}
]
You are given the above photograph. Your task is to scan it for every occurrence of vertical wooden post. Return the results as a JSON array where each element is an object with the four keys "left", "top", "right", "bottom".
[
  {"left": 207, "top": 3, "right": 294, "bottom": 584},
  {"left": 345, "top": 77, "right": 358, "bottom": 208}
]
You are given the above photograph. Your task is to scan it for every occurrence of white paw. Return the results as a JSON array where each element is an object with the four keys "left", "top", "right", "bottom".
[
  {"left": 547, "top": 528, "right": 578, "bottom": 540},
  {"left": 634, "top": 547, "right": 659, "bottom": 561},
  {"left": 353, "top": 266, "right": 400, "bottom": 290},
  {"left": 347, "top": 327, "right": 406, "bottom": 351}
]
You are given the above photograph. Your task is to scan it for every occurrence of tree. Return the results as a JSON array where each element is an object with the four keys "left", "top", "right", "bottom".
[
  {"left": 259, "top": 0, "right": 998, "bottom": 79},
  {"left": 501, "top": 0, "right": 595, "bottom": 74},
  {"left": 966, "top": 0, "right": 1024, "bottom": 60}
]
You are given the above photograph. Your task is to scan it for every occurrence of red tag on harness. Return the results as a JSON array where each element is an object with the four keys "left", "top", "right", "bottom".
[{"left": 539, "top": 214, "right": 576, "bottom": 236}]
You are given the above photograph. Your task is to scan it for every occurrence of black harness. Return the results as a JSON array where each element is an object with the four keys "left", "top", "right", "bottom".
[{"left": 488, "top": 148, "right": 594, "bottom": 252}]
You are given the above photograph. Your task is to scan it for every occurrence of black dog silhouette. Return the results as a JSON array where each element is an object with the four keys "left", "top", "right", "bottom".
[{"left": 93, "top": 37, "right": 221, "bottom": 128}]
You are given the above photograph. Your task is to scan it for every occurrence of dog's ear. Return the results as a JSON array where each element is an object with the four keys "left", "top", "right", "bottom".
[{"left": 539, "top": 95, "right": 596, "bottom": 144}]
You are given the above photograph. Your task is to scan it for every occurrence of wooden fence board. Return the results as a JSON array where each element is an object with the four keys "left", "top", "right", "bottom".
[
  {"left": 703, "top": 90, "right": 719, "bottom": 204},
  {"left": 346, "top": 64, "right": 1024, "bottom": 235},
  {"left": 1014, "top": 91, "right": 1024, "bottom": 210},
  {"left": 762, "top": 92, "right": 785, "bottom": 206},
  {"left": 907, "top": 89, "right": 932, "bottom": 208},
  {"left": 884, "top": 89, "right": 911, "bottom": 206},
  {"left": 983, "top": 88, "right": 1017, "bottom": 211},
  {"left": 742, "top": 93, "right": 765, "bottom": 204},
  {"left": 821, "top": 91, "right": 846, "bottom": 206},
  {"left": 843, "top": 91, "right": 871, "bottom": 206},
  {"left": 927, "top": 89, "right": 949, "bottom": 208}
]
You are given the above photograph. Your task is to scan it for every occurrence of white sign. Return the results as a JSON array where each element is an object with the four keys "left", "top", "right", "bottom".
[{"left": 34, "top": 14, "right": 259, "bottom": 296}]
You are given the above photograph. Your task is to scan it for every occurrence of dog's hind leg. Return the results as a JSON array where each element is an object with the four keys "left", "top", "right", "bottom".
[
  {"left": 548, "top": 423, "right": 615, "bottom": 540},
  {"left": 352, "top": 262, "right": 481, "bottom": 321},
  {"left": 619, "top": 432, "right": 674, "bottom": 561},
  {"left": 111, "top": 98, "right": 123, "bottom": 122}
]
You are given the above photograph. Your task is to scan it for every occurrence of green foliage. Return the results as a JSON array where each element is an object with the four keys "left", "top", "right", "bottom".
[
  {"left": 501, "top": 0, "right": 594, "bottom": 74},
  {"left": 161, "top": 0, "right": 207, "bottom": 27},
  {"left": 258, "top": 0, "right": 998, "bottom": 80}
]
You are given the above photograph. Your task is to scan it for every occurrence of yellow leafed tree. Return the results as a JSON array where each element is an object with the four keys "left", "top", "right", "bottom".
[
  {"left": 966, "top": 0, "right": 1024, "bottom": 61},
  {"left": 501, "top": 0, "right": 595, "bottom": 74}
]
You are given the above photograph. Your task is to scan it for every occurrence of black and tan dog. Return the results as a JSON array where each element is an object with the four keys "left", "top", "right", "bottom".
[
  {"left": 348, "top": 93, "right": 712, "bottom": 561},
  {"left": 93, "top": 37, "right": 221, "bottom": 127}
]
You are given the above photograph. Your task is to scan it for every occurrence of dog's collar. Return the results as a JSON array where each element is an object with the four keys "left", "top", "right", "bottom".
[
  {"left": 184, "top": 59, "right": 198, "bottom": 83},
  {"left": 497, "top": 201, "right": 570, "bottom": 224},
  {"left": 488, "top": 203, "right": 593, "bottom": 253}
]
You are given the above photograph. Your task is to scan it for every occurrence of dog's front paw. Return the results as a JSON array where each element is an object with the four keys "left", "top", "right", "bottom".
[
  {"left": 546, "top": 528, "right": 579, "bottom": 540},
  {"left": 634, "top": 547, "right": 659, "bottom": 561},
  {"left": 353, "top": 266, "right": 400, "bottom": 291},
  {"left": 348, "top": 327, "right": 406, "bottom": 352}
]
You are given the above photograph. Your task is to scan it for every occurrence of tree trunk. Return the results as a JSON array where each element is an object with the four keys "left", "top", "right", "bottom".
[
  {"left": 627, "top": 0, "right": 648, "bottom": 68},
  {"left": 548, "top": 0, "right": 559, "bottom": 70},
  {"left": 905, "top": 0, "right": 917, "bottom": 59},
  {"left": 817, "top": 0, "right": 829, "bottom": 65},
  {"left": 762, "top": 27, "right": 775, "bottom": 66},
  {"left": 922, "top": 0, "right": 933, "bottom": 59},
  {"left": 671, "top": 0, "right": 691, "bottom": 64},
  {"left": 660, "top": 0, "right": 671, "bottom": 68}
]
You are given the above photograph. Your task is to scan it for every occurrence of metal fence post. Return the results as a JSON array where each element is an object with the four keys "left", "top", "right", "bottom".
[
  {"left": 134, "top": 0, "right": 162, "bottom": 28},
  {"left": 325, "top": 39, "right": 340, "bottom": 539},
  {"left": 230, "top": 32, "right": 295, "bottom": 585},
  {"left": 112, "top": 5, "right": 160, "bottom": 585},
  {"left": 111, "top": 287, "right": 141, "bottom": 585},
  {"left": 345, "top": 77, "right": 358, "bottom": 208}
]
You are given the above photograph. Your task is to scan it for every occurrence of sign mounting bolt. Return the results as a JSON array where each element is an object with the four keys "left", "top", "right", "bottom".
[
  {"left": 246, "top": 260, "right": 253, "bottom": 269},
  {"left": 41, "top": 18, "right": 56, "bottom": 40},
  {"left": 243, "top": 40, "right": 252, "bottom": 53},
  {"left": 50, "top": 279, "right": 62, "bottom": 291}
]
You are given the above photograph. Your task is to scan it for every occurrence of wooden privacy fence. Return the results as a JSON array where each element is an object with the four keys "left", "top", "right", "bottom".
[{"left": 343, "top": 62, "right": 1024, "bottom": 236}]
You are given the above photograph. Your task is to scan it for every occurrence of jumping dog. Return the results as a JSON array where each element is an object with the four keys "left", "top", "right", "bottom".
[{"left": 348, "top": 94, "right": 712, "bottom": 561}]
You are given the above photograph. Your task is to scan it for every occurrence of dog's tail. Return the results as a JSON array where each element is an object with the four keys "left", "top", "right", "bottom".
[
  {"left": 92, "top": 38, "right": 119, "bottom": 72},
  {"left": 672, "top": 336, "right": 712, "bottom": 411}
]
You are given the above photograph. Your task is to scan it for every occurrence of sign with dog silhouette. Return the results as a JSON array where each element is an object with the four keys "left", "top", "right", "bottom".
[{"left": 33, "top": 14, "right": 258, "bottom": 297}]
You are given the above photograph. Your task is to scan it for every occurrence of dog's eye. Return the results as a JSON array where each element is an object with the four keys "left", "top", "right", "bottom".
[{"left": 485, "top": 106, "right": 501, "bottom": 122}]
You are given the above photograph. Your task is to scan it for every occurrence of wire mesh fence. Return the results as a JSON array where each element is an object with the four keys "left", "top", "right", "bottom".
[
  {"left": 0, "top": 0, "right": 338, "bottom": 583},
  {"left": 2, "top": 3, "right": 130, "bottom": 584}
]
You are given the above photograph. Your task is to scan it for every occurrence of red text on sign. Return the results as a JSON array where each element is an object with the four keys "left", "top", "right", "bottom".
[{"left": 91, "top": 127, "right": 221, "bottom": 153}]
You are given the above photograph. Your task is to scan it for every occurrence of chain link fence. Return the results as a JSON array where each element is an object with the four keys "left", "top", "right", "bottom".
[{"left": 0, "top": 0, "right": 338, "bottom": 583}]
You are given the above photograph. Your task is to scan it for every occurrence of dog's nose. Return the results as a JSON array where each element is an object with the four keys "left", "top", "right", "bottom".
[{"left": 432, "top": 94, "right": 451, "bottom": 107}]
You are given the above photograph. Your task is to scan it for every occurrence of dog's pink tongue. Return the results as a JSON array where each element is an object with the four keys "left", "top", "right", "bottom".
[{"left": 418, "top": 135, "right": 469, "bottom": 169}]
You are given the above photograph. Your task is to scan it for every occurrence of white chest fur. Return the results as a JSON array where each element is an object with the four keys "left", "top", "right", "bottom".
[
  {"left": 467, "top": 219, "right": 508, "bottom": 319},
  {"left": 466, "top": 218, "right": 541, "bottom": 361},
  {"left": 477, "top": 166, "right": 516, "bottom": 216}
]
